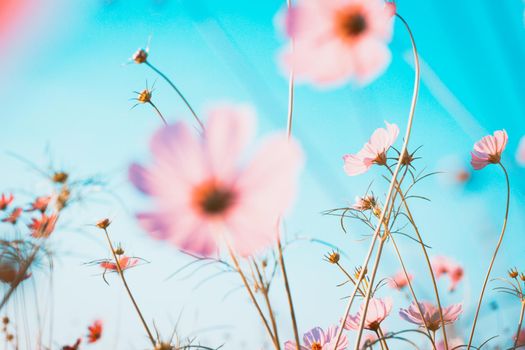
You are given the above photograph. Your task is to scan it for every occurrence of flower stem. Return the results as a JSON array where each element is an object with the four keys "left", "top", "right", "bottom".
[
  {"left": 514, "top": 301, "right": 525, "bottom": 349},
  {"left": 377, "top": 327, "right": 390, "bottom": 350},
  {"left": 144, "top": 61, "right": 205, "bottom": 131},
  {"left": 101, "top": 228, "right": 156, "bottom": 347},
  {"left": 226, "top": 244, "right": 279, "bottom": 349},
  {"left": 286, "top": 0, "right": 295, "bottom": 140},
  {"left": 467, "top": 163, "right": 510, "bottom": 349},
  {"left": 148, "top": 101, "right": 168, "bottom": 126}
]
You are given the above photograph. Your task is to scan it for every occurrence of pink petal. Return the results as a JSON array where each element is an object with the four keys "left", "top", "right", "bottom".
[{"left": 353, "top": 38, "right": 392, "bottom": 85}]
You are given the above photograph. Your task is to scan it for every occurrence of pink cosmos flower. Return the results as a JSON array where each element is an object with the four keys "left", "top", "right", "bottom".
[
  {"left": 343, "top": 122, "right": 399, "bottom": 176},
  {"left": 29, "top": 213, "right": 58, "bottom": 238},
  {"left": 470, "top": 130, "right": 508, "bottom": 170},
  {"left": 26, "top": 196, "right": 51, "bottom": 213},
  {"left": 2, "top": 208, "right": 22, "bottom": 224},
  {"left": 388, "top": 270, "right": 413, "bottom": 290},
  {"left": 431, "top": 256, "right": 464, "bottom": 292},
  {"left": 343, "top": 297, "right": 392, "bottom": 331},
  {"left": 399, "top": 301, "right": 462, "bottom": 331},
  {"left": 516, "top": 136, "right": 525, "bottom": 166},
  {"left": 129, "top": 104, "right": 303, "bottom": 257},
  {"left": 0, "top": 194, "right": 14, "bottom": 211},
  {"left": 284, "top": 326, "right": 348, "bottom": 350},
  {"left": 281, "top": 0, "right": 394, "bottom": 87}
]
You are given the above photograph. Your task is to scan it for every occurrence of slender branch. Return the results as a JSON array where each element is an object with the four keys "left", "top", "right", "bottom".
[
  {"left": 148, "top": 101, "right": 168, "bottom": 126},
  {"left": 226, "top": 244, "right": 278, "bottom": 349},
  {"left": 144, "top": 61, "right": 205, "bottom": 131},
  {"left": 278, "top": 239, "right": 301, "bottom": 349},
  {"left": 467, "top": 163, "right": 511, "bottom": 349},
  {"left": 101, "top": 228, "right": 156, "bottom": 346},
  {"left": 514, "top": 301, "right": 525, "bottom": 349},
  {"left": 286, "top": 0, "right": 296, "bottom": 139}
]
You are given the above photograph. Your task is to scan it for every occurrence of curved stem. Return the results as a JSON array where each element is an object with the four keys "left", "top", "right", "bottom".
[
  {"left": 144, "top": 61, "right": 205, "bottom": 131},
  {"left": 333, "top": 12, "right": 421, "bottom": 350},
  {"left": 148, "top": 101, "right": 168, "bottom": 126},
  {"left": 226, "top": 244, "right": 279, "bottom": 349},
  {"left": 467, "top": 163, "right": 510, "bottom": 349},
  {"left": 514, "top": 301, "right": 525, "bottom": 349},
  {"left": 286, "top": 0, "right": 296, "bottom": 140},
  {"left": 102, "top": 228, "right": 156, "bottom": 346}
]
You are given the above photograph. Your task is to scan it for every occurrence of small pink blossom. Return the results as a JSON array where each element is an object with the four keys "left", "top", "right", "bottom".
[
  {"left": 0, "top": 193, "right": 13, "bottom": 211},
  {"left": 280, "top": 0, "right": 394, "bottom": 87},
  {"left": 26, "top": 196, "right": 51, "bottom": 213},
  {"left": 431, "top": 256, "right": 464, "bottom": 292},
  {"left": 516, "top": 136, "right": 525, "bottom": 166},
  {"left": 284, "top": 326, "right": 348, "bottom": 350},
  {"left": 399, "top": 301, "right": 462, "bottom": 331},
  {"left": 470, "top": 130, "right": 508, "bottom": 170},
  {"left": 130, "top": 103, "right": 303, "bottom": 257},
  {"left": 343, "top": 122, "right": 399, "bottom": 176},
  {"left": 388, "top": 270, "right": 413, "bottom": 290},
  {"left": 343, "top": 297, "right": 392, "bottom": 331},
  {"left": 2, "top": 207, "right": 22, "bottom": 224}
]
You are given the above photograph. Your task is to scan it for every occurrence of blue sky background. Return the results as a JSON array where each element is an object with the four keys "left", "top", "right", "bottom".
[{"left": 1, "top": 0, "right": 525, "bottom": 348}]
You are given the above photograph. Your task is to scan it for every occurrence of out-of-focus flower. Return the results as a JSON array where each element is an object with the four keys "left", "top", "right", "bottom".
[
  {"left": 52, "top": 171, "right": 69, "bottom": 184},
  {"left": 516, "top": 136, "right": 525, "bottom": 166},
  {"left": 0, "top": 194, "right": 14, "bottom": 211},
  {"left": 28, "top": 213, "right": 58, "bottom": 238},
  {"left": 87, "top": 320, "right": 102, "bottom": 343},
  {"left": 343, "top": 297, "right": 392, "bottom": 331},
  {"left": 284, "top": 326, "right": 348, "bottom": 350},
  {"left": 2, "top": 208, "right": 22, "bottom": 224},
  {"left": 26, "top": 196, "right": 51, "bottom": 213},
  {"left": 431, "top": 256, "right": 464, "bottom": 292},
  {"left": 436, "top": 337, "right": 463, "bottom": 350},
  {"left": 388, "top": 270, "right": 413, "bottom": 290},
  {"left": 280, "top": 0, "right": 394, "bottom": 87},
  {"left": 100, "top": 256, "right": 139, "bottom": 272},
  {"left": 352, "top": 194, "right": 377, "bottom": 211},
  {"left": 96, "top": 218, "right": 111, "bottom": 230},
  {"left": 399, "top": 301, "right": 462, "bottom": 331},
  {"left": 129, "top": 103, "right": 303, "bottom": 257},
  {"left": 343, "top": 122, "right": 399, "bottom": 176},
  {"left": 470, "top": 130, "right": 508, "bottom": 170},
  {"left": 62, "top": 338, "right": 81, "bottom": 350}
]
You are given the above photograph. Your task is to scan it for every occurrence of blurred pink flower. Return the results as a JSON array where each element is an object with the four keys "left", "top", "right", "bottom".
[
  {"left": 2, "top": 207, "right": 22, "bottom": 224},
  {"left": 281, "top": 0, "right": 394, "bottom": 87},
  {"left": 130, "top": 104, "right": 303, "bottom": 257},
  {"left": 26, "top": 196, "right": 51, "bottom": 213},
  {"left": 399, "top": 301, "right": 462, "bottom": 331},
  {"left": 100, "top": 256, "right": 139, "bottom": 272},
  {"left": 515, "top": 328, "right": 525, "bottom": 347},
  {"left": 284, "top": 326, "right": 348, "bottom": 350},
  {"left": 343, "top": 297, "right": 392, "bottom": 331},
  {"left": 343, "top": 122, "right": 399, "bottom": 176},
  {"left": 470, "top": 130, "right": 507, "bottom": 170},
  {"left": 0, "top": 193, "right": 14, "bottom": 211},
  {"left": 436, "top": 337, "right": 463, "bottom": 350},
  {"left": 516, "top": 136, "right": 525, "bottom": 166},
  {"left": 431, "top": 256, "right": 464, "bottom": 292},
  {"left": 29, "top": 213, "right": 58, "bottom": 238},
  {"left": 388, "top": 270, "right": 413, "bottom": 290}
]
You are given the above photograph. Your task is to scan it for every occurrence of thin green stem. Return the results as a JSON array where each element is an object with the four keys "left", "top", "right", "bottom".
[
  {"left": 144, "top": 61, "right": 204, "bottom": 131},
  {"left": 467, "top": 163, "right": 510, "bottom": 349},
  {"left": 102, "top": 228, "right": 156, "bottom": 346},
  {"left": 148, "top": 101, "right": 168, "bottom": 126}
]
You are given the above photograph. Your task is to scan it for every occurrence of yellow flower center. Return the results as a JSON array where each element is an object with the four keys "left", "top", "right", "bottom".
[{"left": 192, "top": 180, "right": 236, "bottom": 216}]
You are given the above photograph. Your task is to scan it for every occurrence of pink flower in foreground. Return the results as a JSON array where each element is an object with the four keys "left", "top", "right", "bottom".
[
  {"left": 129, "top": 104, "right": 303, "bottom": 257},
  {"left": 399, "top": 301, "right": 462, "bottom": 331},
  {"left": 0, "top": 193, "right": 14, "bottom": 211},
  {"left": 281, "top": 0, "right": 394, "bottom": 87},
  {"left": 343, "top": 122, "right": 399, "bottom": 176},
  {"left": 517, "top": 136, "right": 525, "bottom": 166},
  {"left": 2, "top": 207, "right": 22, "bottom": 224},
  {"left": 470, "top": 130, "right": 507, "bottom": 170},
  {"left": 388, "top": 270, "right": 413, "bottom": 290},
  {"left": 515, "top": 328, "right": 525, "bottom": 347},
  {"left": 285, "top": 326, "right": 348, "bottom": 350},
  {"left": 431, "top": 256, "right": 464, "bottom": 292},
  {"left": 343, "top": 297, "right": 392, "bottom": 331},
  {"left": 26, "top": 196, "right": 51, "bottom": 213}
]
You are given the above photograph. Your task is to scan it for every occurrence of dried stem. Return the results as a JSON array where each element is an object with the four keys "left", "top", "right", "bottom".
[
  {"left": 467, "top": 163, "right": 510, "bottom": 349},
  {"left": 277, "top": 239, "right": 300, "bottom": 349},
  {"left": 101, "top": 228, "right": 156, "bottom": 347},
  {"left": 226, "top": 244, "right": 279, "bottom": 349},
  {"left": 514, "top": 301, "right": 525, "bottom": 349},
  {"left": 144, "top": 61, "right": 205, "bottom": 131}
]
